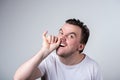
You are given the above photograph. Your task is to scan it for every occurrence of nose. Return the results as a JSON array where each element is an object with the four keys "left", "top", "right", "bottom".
[{"left": 60, "top": 35, "right": 66, "bottom": 42}]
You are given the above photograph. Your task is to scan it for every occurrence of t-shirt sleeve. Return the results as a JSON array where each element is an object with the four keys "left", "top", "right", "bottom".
[
  {"left": 37, "top": 53, "right": 54, "bottom": 77},
  {"left": 38, "top": 58, "right": 46, "bottom": 77}
]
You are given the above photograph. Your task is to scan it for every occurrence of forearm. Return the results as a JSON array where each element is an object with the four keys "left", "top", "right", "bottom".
[
  {"left": 14, "top": 48, "right": 49, "bottom": 80},
  {"left": 14, "top": 31, "right": 60, "bottom": 80}
]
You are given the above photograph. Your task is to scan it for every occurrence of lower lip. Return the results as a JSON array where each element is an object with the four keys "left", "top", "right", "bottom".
[{"left": 57, "top": 47, "right": 65, "bottom": 53}]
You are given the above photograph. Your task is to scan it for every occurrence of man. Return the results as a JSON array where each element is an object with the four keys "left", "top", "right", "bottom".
[{"left": 14, "top": 18, "right": 103, "bottom": 80}]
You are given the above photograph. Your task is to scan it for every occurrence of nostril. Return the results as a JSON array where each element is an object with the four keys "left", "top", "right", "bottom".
[{"left": 61, "top": 37, "right": 66, "bottom": 42}]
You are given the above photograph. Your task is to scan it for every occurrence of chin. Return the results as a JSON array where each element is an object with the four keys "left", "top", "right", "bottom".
[
  {"left": 56, "top": 50, "right": 65, "bottom": 56},
  {"left": 56, "top": 47, "right": 69, "bottom": 57},
  {"left": 56, "top": 50, "right": 70, "bottom": 58},
  {"left": 56, "top": 52, "right": 66, "bottom": 58},
  {"left": 56, "top": 50, "right": 63, "bottom": 55}
]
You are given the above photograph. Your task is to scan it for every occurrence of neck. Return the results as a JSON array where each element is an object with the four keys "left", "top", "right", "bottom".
[{"left": 59, "top": 53, "right": 85, "bottom": 65}]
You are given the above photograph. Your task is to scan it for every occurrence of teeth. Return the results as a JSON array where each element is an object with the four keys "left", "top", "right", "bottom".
[{"left": 60, "top": 43, "right": 65, "bottom": 47}]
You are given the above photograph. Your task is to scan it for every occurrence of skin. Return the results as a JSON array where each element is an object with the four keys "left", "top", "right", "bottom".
[
  {"left": 14, "top": 23, "right": 85, "bottom": 80},
  {"left": 56, "top": 23, "right": 85, "bottom": 65}
]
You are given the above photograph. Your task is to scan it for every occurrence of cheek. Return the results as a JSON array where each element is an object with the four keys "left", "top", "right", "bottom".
[{"left": 67, "top": 40, "right": 80, "bottom": 47}]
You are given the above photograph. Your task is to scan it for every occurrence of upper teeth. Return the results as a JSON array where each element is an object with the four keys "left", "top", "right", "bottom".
[{"left": 60, "top": 44, "right": 65, "bottom": 46}]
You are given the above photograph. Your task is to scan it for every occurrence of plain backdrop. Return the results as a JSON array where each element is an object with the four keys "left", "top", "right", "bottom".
[{"left": 0, "top": 0, "right": 120, "bottom": 80}]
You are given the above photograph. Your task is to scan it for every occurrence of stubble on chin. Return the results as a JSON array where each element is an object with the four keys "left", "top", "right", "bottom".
[
  {"left": 56, "top": 49, "right": 65, "bottom": 57},
  {"left": 56, "top": 50, "right": 72, "bottom": 58}
]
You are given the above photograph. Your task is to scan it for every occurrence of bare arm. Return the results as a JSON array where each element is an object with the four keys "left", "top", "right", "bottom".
[{"left": 14, "top": 31, "right": 61, "bottom": 80}]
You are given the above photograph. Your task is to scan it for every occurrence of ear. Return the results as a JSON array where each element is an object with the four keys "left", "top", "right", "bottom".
[{"left": 78, "top": 44, "right": 85, "bottom": 51}]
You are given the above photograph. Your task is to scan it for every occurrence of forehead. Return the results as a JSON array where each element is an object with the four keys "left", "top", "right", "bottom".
[{"left": 60, "top": 23, "right": 82, "bottom": 35}]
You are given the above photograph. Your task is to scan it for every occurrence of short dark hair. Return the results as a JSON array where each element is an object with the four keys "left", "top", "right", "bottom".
[{"left": 66, "top": 18, "right": 90, "bottom": 53}]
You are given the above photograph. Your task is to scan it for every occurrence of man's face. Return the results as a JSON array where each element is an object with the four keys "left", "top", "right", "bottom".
[{"left": 56, "top": 23, "right": 84, "bottom": 57}]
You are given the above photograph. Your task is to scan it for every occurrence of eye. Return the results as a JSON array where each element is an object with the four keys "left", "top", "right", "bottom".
[{"left": 68, "top": 34, "right": 75, "bottom": 39}]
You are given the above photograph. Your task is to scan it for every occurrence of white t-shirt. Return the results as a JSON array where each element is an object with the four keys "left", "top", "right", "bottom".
[{"left": 38, "top": 53, "right": 103, "bottom": 80}]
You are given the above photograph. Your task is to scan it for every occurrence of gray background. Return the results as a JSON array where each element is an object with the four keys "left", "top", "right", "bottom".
[{"left": 0, "top": 0, "right": 120, "bottom": 80}]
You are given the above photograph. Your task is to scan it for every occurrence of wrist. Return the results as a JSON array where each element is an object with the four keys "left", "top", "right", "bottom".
[{"left": 39, "top": 47, "right": 50, "bottom": 59}]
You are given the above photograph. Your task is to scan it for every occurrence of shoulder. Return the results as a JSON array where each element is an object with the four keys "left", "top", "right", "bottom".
[
  {"left": 84, "top": 55, "right": 103, "bottom": 79},
  {"left": 38, "top": 52, "right": 58, "bottom": 76},
  {"left": 46, "top": 52, "right": 57, "bottom": 61},
  {"left": 41, "top": 52, "right": 58, "bottom": 65},
  {"left": 83, "top": 55, "right": 101, "bottom": 70}
]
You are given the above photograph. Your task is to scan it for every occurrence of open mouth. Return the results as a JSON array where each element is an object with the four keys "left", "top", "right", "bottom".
[{"left": 59, "top": 43, "right": 66, "bottom": 47}]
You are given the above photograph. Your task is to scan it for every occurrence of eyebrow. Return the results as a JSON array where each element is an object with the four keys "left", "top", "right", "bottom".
[{"left": 59, "top": 28, "right": 77, "bottom": 37}]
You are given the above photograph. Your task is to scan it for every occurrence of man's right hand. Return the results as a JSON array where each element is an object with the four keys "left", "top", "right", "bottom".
[{"left": 41, "top": 31, "right": 61, "bottom": 58}]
